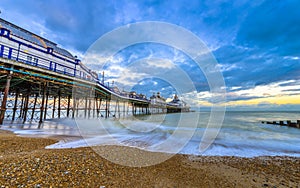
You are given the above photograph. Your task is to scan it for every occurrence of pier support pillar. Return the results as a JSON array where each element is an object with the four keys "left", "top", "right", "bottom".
[
  {"left": 72, "top": 96, "right": 76, "bottom": 119},
  {"left": 105, "top": 97, "right": 108, "bottom": 118},
  {"left": 123, "top": 101, "right": 125, "bottom": 118},
  {"left": 58, "top": 90, "right": 61, "bottom": 118},
  {"left": 0, "top": 71, "right": 12, "bottom": 125},
  {"left": 44, "top": 92, "right": 49, "bottom": 120},
  {"left": 88, "top": 97, "right": 91, "bottom": 118},
  {"left": 84, "top": 96, "right": 88, "bottom": 118},
  {"left": 114, "top": 100, "right": 119, "bottom": 118},
  {"left": 67, "top": 95, "right": 71, "bottom": 117},
  {"left": 22, "top": 86, "right": 31, "bottom": 124},
  {"left": 19, "top": 95, "right": 24, "bottom": 118},
  {"left": 117, "top": 100, "right": 120, "bottom": 118},
  {"left": 39, "top": 83, "right": 46, "bottom": 125},
  {"left": 96, "top": 98, "right": 100, "bottom": 118},
  {"left": 93, "top": 97, "right": 96, "bottom": 118},
  {"left": 11, "top": 89, "right": 19, "bottom": 122},
  {"left": 107, "top": 100, "right": 110, "bottom": 118},
  {"left": 52, "top": 96, "right": 56, "bottom": 118},
  {"left": 132, "top": 103, "right": 134, "bottom": 115},
  {"left": 31, "top": 93, "right": 38, "bottom": 120}
]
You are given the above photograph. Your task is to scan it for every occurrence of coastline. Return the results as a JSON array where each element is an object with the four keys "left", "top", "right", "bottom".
[{"left": 0, "top": 130, "right": 299, "bottom": 187}]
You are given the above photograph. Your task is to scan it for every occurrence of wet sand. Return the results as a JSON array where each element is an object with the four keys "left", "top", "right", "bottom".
[{"left": 0, "top": 130, "right": 299, "bottom": 187}]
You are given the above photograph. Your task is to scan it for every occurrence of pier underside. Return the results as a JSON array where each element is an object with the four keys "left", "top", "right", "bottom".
[{"left": 0, "top": 59, "right": 150, "bottom": 125}]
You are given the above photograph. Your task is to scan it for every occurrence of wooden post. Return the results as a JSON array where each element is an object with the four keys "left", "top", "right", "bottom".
[
  {"left": 93, "top": 97, "right": 96, "bottom": 118},
  {"left": 84, "top": 96, "right": 88, "bottom": 118},
  {"left": 123, "top": 101, "right": 125, "bottom": 118},
  {"left": 58, "top": 90, "right": 61, "bottom": 118},
  {"left": 67, "top": 95, "right": 71, "bottom": 117},
  {"left": 31, "top": 93, "right": 38, "bottom": 120},
  {"left": 22, "top": 87, "right": 31, "bottom": 124},
  {"left": 52, "top": 96, "right": 56, "bottom": 118},
  {"left": 44, "top": 92, "right": 49, "bottom": 120},
  {"left": 114, "top": 100, "right": 118, "bottom": 118},
  {"left": 95, "top": 98, "right": 99, "bottom": 118},
  {"left": 19, "top": 95, "right": 24, "bottom": 118},
  {"left": 88, "top": 97, "right": 91, "bottom": 118},
  {"left": 72, "top": 96, "right": 76, "bottom": 119},
  {"left": 105, "top": 97, "right": 108, "bottom": 118},
  {"left": 107, "top": 100, "right": 110, "bottom": 118},
  {"left": 132, "top": 103, "right": 134, "bottom": 115},
  {"left": 76, "top": 98, "right": 79, "bottom": 117},
  {"left": 127, "top": 102, "right": 129, "bottom": 115},
  {"left": 21, "top": 94, "right": 27, "bottom": 119},
  {"left": 117, "top": 100, "right": 120, "bottom": 118},
  {"left": 98, "top": 98, "right": 102, "bottom": 118},
  {"left": 297, "top": 120, "right": 300, "bottom": 128},
  {"left": 11, "top": 89, "right": 19, "bottom": 122},
  {"left": 0, "top": 72, "right": 12, "bottom": 125},
  {"left": 39, "top": 83, "right": 46, "bottom": 124}
]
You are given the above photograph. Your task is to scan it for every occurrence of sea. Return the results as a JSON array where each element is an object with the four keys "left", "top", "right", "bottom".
[{"left": 1, "top": 111, "right": 300, "bottom": 158}]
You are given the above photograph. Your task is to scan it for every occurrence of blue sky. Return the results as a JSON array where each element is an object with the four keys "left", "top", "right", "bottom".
[{"left": 1, "top": 0, "right": 299, "bottom": 110}]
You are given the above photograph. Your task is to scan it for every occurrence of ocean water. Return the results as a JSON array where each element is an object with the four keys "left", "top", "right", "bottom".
[{"left": 1, "top": 111, "right": 300, "bottom": 158}]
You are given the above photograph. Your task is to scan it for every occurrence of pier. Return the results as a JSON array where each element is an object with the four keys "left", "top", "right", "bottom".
[{"left": 0, "top": 18, "right": 189, "bottom": 125}]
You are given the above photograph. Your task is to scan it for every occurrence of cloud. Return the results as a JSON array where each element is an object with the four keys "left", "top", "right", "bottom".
[
  {"left": 226, "top": 80, "right": 300, "bottom": 100},
  {"left": 145, "top": 58, "right": 175, "bottom": 69},
  {"left": 213, "top": 44, "right": 300, "bottom": 90},
  {"left": 236, "top": 0, "right": 300, "bottom": 56},
  {"left": 1, "top": 0, "right": 300, "bottom": 110}
]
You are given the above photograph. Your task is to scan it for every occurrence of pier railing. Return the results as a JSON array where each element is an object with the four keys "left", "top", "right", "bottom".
[
  {"left": 0, "top": 43, "right": 91, "bottom": 80},
  {"left": 0, "top": 42, "right": 150, "bottom": 103}
]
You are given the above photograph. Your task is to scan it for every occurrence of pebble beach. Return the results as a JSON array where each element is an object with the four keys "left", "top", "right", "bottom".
[{"left": 0, "top": 130, "right": 299, "bottom": 187}]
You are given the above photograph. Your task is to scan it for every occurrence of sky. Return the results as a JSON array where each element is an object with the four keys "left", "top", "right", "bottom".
[{"left": 0, "top": 0, "right": 299, "bottom": 111}]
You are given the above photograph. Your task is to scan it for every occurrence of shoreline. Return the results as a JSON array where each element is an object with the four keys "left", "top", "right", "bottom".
[{"left": 0, "top": 130, "right": 299, "bottom": 187}]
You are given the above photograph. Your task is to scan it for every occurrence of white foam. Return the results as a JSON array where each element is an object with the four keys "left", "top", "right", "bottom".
[{"left": 2, "top": 112, "right": 300, "bottom": 158}]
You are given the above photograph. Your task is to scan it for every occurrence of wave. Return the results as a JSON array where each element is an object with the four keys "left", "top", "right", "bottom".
[{"left": 1, "top": 112, "right": 300, "bottom": 158}]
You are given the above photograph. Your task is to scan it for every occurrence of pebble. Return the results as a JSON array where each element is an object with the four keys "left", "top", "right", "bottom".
[{"left": 0, "top": 130, "right": 299, "bottom": 187}]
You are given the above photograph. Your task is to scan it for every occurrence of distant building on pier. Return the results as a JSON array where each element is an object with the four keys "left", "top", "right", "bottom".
[
  {"left": 150, "top": 92, "right": 167, "bottom": 107},
  {"left": 167, "top": 94, "right": 190, "bottom": 113}
]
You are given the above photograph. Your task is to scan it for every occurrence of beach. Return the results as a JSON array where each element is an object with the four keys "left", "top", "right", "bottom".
[{"left": 0, "top": 130, "right": 299, "bottom": 187}]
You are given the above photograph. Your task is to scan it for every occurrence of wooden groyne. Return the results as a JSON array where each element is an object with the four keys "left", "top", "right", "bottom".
[{"left": 261, "top": 120, "right": 300, "bottom": 129}]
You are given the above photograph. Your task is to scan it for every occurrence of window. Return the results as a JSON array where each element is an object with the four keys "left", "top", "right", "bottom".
[{"left": 27, "top": 55, "right": 32, "bottom": 63}]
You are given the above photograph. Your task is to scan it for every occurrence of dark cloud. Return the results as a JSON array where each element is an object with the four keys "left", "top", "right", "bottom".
[
  {"left": 213, "top": 43, "right": 300, "bottom": 89},
  {"left": 1, "top": 0, "right": 260, "bottom": 51},
  {"left": 1, "top": 0, "right": 300, "bottom": 107},
  {"left": 236, "top": 0, "right": 300, "bottom": 56}
]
